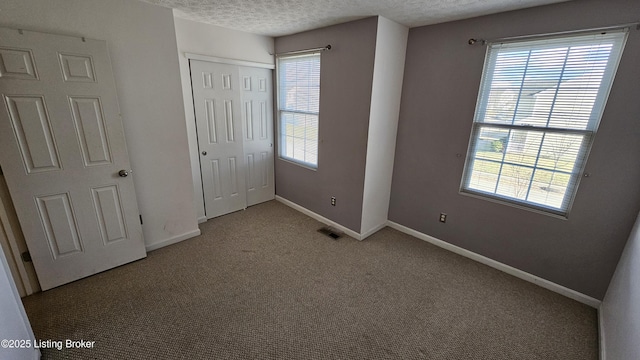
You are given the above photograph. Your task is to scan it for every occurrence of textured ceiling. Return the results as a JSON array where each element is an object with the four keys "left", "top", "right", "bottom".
[{"left": 141, "top": 0, "right": 570, "bottom": 37}]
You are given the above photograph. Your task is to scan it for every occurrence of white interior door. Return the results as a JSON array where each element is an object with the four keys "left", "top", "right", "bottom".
[
  {"left": 191, "top": 60, "right": 247, "bottom": 218},
  {"left": 240, "top": 66, "right": 275, "bottom": 206},
  {"left": 0, "top": 28, "right": 146, "bottom": 290}
]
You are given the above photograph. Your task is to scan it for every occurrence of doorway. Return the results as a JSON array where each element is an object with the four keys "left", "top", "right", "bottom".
[{"left": 189, "top": 59, "right": 275, "bottom": 219}]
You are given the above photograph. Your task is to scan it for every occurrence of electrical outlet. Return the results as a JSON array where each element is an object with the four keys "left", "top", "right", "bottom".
[
  {"left": 331, "top": 196, "right": 336, "bottom": 206},
  {"left": 439, "top": 213, "right": 447, "bottom": 223}
]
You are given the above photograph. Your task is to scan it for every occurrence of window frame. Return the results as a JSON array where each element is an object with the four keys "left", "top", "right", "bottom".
[
  {"left": 275, "top": 52, "right": 322, "bottom": 170},
  {"left": 459, "top": 29, "right": 629, "bottom": 218}
]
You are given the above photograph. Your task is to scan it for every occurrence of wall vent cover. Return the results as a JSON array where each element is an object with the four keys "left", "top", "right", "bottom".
[{"left": 317, "top": 226, "right": 342, "bottom": 240}]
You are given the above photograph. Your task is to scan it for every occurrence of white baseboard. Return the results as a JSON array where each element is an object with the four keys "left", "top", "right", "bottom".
[
  {"left": 598, "top": 305, "right": 606, "bottom": 360},
  {"left": 360, "top": 222, "right": 387, "bottom": 240},
  {"left": 145, "top": 229, "right": 201, "bottom": 252},
  {"left": 275, "top": 196, "right": 364, "bottom": 240},
  {"left": 387, "top": 221, "right": 601, "bottom": 308},
  {"left": 197, "top": 216, "right": 207, "bottom": 224}
]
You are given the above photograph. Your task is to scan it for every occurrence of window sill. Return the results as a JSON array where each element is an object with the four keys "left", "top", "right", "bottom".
[
  {"left": 458, "top": 189, "right": 570, "bottom": 220},
  {"left": 278, "top": 157, "right": 318, "bottom": 171}
]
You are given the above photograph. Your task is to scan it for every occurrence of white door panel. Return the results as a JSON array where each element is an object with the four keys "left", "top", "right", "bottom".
[
  {"left": 190, "top": 60, "right": 274, "bottom": 218},
  {"left": 240, "top": 67, "right": 275, "bottom": 206},
  {"left": 191, "top": 60, "right": 247, "bottom": 218},
  {"left": 0, "top": 28, "right": 146, "bottom": 290}
]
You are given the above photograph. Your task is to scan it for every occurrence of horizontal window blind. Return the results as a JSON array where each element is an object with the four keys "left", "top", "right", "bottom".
[
  {"left": 277, "top": 53, "right": 321, "bottom": 168},
  {"left": 461, "top": 29, "right": 628, "bottom": 216}
]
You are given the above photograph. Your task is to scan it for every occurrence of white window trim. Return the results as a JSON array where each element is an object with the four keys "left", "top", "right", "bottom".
[
  {"left": 460, "top": 28, "right": 629, "bottom": 217},
  {"left": 275, "top": 52, "right": 321, "bottom": 169}
]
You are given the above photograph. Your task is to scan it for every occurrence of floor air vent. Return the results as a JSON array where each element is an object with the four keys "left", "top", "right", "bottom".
[{"left": 317, "top": 226, "right": 342, "bottom": 240}]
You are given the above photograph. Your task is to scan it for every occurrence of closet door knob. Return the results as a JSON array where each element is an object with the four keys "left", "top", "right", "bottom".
[{"left": 201, "top": 151, "right": 207, "bottom": 156}]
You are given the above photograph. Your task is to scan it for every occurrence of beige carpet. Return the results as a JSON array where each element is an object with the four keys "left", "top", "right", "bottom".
[{"left": 22, "top": 200, "right": 598, "bottom": 359}]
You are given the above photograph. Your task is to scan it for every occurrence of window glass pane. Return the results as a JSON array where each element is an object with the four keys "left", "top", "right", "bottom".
[
  {"left": 478, "top": 32, "right": 624, "bottom": 129},
  {"left": 293, "top": 136, "right": 305, "bottom": 161},
  {"left": 503, "top": 130, "right": 544, "bottom": 167},
  {"left": 284, "top": 135, "right": 294, "bottom": 158},
  {"left": 495, "top": 164, "right": 533, "bottom": 200},
  {"left": 279, "top": 55, "right": 320, "bottom": 113},
  {"left": 517, "top": 47, "right": 567, "bottom": 127},
  {"left": 472, "top": 127, "right": 510, "bottom": 161},
  {"left": 467, "top": 159, "right": 500, "bottom": 193},
  {"left": 482, "top": 51, "right": 528, "bottom": 124},
  {"left": 527, "top": 169, "right": 569, "bottom": 208},
  {"left": 279, "top": 112, "right": 319, "bottom": 166},
  {"left": 536, "top": 133, "right": 583, "bottom": 172}
]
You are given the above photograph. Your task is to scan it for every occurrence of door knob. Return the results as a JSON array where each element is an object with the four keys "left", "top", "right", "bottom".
[
  {"left": 118, "top": 170, "right": 129, "bottom": 177},
  {"left": 201, "top": 151, "right": 207, "bottom": 156}
]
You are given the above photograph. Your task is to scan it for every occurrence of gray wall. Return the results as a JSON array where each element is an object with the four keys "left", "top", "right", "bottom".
[
  {"left": 275, "top": 17, "right": 378, "bottom": 232},
  {"left": 389, "top": 0, "right": 640, "bottom": 299},
  {"left": 600, "top": 211, "right": 640, "bottom": 359}
]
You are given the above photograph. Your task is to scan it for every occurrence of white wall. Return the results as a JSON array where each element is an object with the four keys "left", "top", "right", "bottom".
[
  {"left": 360, "top": 17, "right": 408, "bottom": 237},
  {"left": 0, "top": 246, "right": 39, "bottom": 360},
  {"left": 173, "top": 16, "right": 274, "bottom": 221},
  {"left": 0, "top": 203, "right": 24, "bottom": 297},
  {"left": 0, "top": 0, "right": 200, "bottom": 250},
  {"left": 600, "top": 211, "right": 640, "bottom": 359},
  {"left": 0, "top": 174, "right": 40, "bottom": 297},
  {"left": 0, "top": 173, "right": 41, "bottom": 297}
]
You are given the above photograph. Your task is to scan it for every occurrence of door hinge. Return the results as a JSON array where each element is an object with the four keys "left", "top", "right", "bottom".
[
  {"left": 139, "top": 214, "right": 143, "bottom": 225},
  {"left": 21, "top": 251, "right": 32, "bottom": 262}
]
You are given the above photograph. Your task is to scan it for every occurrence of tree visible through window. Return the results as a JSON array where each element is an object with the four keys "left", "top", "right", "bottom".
[
  {"left": 461, "top": 29, "right": 628, "bottom": 216},
  {"left": 277, "top": 53, "right": 321, "bottom": 168}
]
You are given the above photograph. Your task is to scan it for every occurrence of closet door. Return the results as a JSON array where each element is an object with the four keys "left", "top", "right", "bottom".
[
  {"left": 240, "top": 67, "right": 275, "bottom": 206},
  {"left": 191, "top": 60, "right": 247, "bottom": 219}
]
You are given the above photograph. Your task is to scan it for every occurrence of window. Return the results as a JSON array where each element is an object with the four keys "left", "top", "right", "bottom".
[
  {"left": 461, "top": 29, "right": 628, "bottom": 216},
  {"left": 277, "top": 53, "right": 321, "bottom": 168}
]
